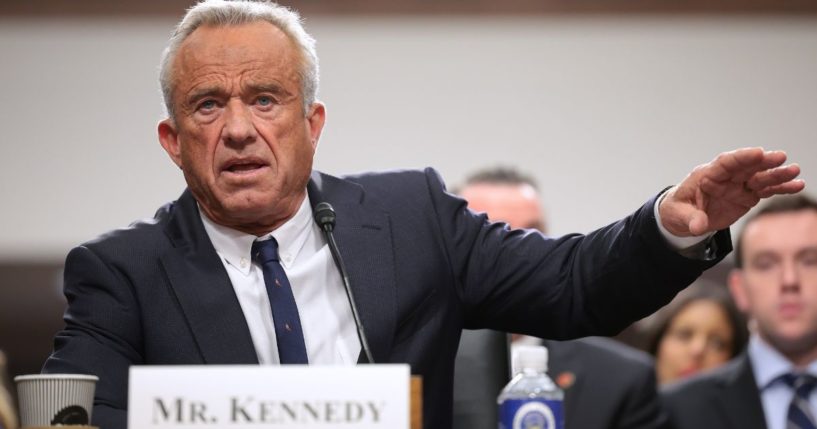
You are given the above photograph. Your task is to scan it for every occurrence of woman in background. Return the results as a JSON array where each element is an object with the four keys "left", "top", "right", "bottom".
[{"left": 645, "top": 280, "right": 749, "bottom": 386}]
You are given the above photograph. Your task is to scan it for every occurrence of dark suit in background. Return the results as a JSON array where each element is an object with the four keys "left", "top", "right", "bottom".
[
  {"left": 546, "top": 338, "right": 668, "bottom": 429},
  {"left": 452, "top": 334, "right": 668, "bottom": 429},
  {"left": 661, "top": 354, "right": 766, "bottom": 429},
  {"left": 43, "top": 168, "right": 728, "bottom": 429}
]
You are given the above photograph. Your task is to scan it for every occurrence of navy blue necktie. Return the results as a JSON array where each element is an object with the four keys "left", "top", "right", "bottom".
[
  {"left": 783, "top": 372, "right": 817, "bottom": 429},
  {"left": 252, "top": 238, "right": 308, "bottom": 364}
]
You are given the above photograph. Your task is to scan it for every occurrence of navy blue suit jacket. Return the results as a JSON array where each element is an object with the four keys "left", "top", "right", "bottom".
[{"left": 43, "top": 168, "right": 729, "bottom": 429}]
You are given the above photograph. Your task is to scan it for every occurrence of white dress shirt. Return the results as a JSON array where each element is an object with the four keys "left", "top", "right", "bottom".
[
  {"left": 200, "top": 196, "right": 360, "bottom": 365},
  {"left": 749, "top": 334, "right": 817, "bottom": 429}
]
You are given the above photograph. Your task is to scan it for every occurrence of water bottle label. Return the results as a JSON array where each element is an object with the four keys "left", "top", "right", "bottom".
[{"left": 498, "top": 398, "right": 564, "bottom": 429}]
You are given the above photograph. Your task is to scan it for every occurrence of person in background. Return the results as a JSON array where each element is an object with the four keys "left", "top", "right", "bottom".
[
  {"left": 643, "top": 281, "right": 749, "bottom": 386},
  {"left": 0, "top": 351, "right": 17, "bottom": 429},
  {"left": 459, "top": 167, "right": 669, "bottom": 429},
  {"left": 663, "top": 194, "right": 817, "bottom": 429}
]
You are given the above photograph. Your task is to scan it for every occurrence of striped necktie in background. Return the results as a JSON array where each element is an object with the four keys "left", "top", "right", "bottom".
[{"left": 784, "top": 373, "right": 817, "bottom": 429}]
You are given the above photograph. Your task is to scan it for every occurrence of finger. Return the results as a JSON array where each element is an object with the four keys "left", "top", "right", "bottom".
[
  {"left": 745, "top": 164, "right": 801, "bottom": 191},
  {"left": 706, "top": 148, "right": 787, "bottom": 183},
  {"left": 756, "top": 179, "right": 806, "bottom": 198},
  {"left": 699, "top": 177, "right": 760, "bottom": 210},
  {"left": 698, "top": 176, "right": 730, "bottom": 197},
  {"left": 660, "top": 198, "right": 707, "bottom": 236},
  {"left": 688, "top": 211, "right": 710, "bottom": 236},
  {"left": 705, "top": 148, "right": 764, "bottom": 182},
  {"left": 750, "top": 150, "right": 788, "bottom": 174}
]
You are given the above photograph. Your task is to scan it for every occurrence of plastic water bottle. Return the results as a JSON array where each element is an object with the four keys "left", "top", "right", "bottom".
[{"left": 497, "top": 345, "right": 564, "bottom": 429}]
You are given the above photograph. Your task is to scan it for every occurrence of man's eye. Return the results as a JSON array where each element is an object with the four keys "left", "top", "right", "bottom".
[
  {"left": 752, "top": 255, "right": 778, "bottom": 271},
  {"left": 198, "top": 100, "right": 217, "bottom": 111},
  {"left": 801, "top": 250, "right": 817, "bottom": 267},
  {"left": 257, "top": 96, "right": 274, "bottom": 106}
]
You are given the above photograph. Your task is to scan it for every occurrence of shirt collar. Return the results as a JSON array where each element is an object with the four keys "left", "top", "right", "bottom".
[
  {"left": 263, "top": 196, "right": 313, "bottom": 269},
  {"left": 199, "top": 195, "right": 314, "bottom": 274},
  {"left": 749, "top": 334, "right": 817, "bottom": 390}
]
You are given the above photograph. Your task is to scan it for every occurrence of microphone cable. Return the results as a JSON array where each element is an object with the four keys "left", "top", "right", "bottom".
[{"left": 313, "top": 202, "right": 376, "bottom": 364}]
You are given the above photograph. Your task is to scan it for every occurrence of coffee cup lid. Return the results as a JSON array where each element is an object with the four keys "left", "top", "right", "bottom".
[{"left": 14, "top": 374, "right": 99, "bottom": 382}]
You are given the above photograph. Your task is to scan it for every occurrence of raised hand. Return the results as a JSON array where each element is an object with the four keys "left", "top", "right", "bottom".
[{"left": 658, "top": 147, "right": 805, "bottom": 237}]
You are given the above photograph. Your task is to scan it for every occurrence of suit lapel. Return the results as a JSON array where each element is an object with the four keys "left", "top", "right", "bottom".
[
  {"left": 716, "top": 354, "right": 767, "bottom": 429},
  {"left": 160, "top": 190, "right": 259, "bottom": 364},
  {"left": 308, "top": 172, "right": 397, "bottom": 364}
]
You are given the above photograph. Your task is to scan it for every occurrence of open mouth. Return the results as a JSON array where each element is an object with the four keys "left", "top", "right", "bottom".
[
  {"left": 227, "top": 163, "right": 264, "bottom": 172},
  {"left": 222, "top": 158, "right": 268, "bottom": 175}
]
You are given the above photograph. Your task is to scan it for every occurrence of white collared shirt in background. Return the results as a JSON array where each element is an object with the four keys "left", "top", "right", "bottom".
[
  {"left": 749, "top": 334, "right": 817, "bottom": 429},
  {"left": 200, "top": 196, "right": 360, "bottom": 365}
]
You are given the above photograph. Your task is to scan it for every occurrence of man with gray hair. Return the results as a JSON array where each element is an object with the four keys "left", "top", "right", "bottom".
[{"left": 43, "top": 1, "right": 804, "bottom": 428}]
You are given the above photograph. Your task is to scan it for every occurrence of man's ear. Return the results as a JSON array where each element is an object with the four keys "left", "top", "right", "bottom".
[
  {"left": 158, "top": 118, "right": 183, "bottom": 168},
  {"left": 728, "top": 268, "right": 751, "bottom": 313},
  {"left": 306, "top": 102, "right": 326, "bottom": 150}
]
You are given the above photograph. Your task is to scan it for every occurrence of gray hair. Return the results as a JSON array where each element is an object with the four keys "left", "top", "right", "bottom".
[{"left": 159, "top": 0, "right": 319, "bottom": 119}]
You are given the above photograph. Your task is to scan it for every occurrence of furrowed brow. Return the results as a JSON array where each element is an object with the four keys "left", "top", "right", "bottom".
[
  {"left": 186, "top": 86, "right": 227, "bottom": 106},
  {"left": 246, "top": 83, "right": 293, "bottom": 99}
]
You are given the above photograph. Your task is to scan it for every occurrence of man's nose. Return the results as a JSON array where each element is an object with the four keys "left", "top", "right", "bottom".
[
  {"left": 781, "top": 260, "right": 801, "bottom": 292},
  {"left": 222, "top": 99, "right": 257, "bottom": 146}
]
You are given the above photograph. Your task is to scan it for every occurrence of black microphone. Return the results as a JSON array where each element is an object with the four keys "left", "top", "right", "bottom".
[{"left": 313, "top": 202, "right": 376, "bottom": 364}]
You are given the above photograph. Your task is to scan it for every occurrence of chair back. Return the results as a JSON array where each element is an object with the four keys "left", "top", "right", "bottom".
[{"left": 452, "top": 329, "right": 511, "bottom": 429}]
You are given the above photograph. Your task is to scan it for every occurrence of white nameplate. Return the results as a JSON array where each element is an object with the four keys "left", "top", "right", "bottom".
[{"left": 128, "top": 365, "right": 409, "bottom": 428}]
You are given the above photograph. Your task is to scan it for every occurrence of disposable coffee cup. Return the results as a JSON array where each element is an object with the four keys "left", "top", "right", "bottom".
[{"left": 14, "top": 374, "right": 98, "bottom": 428}]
